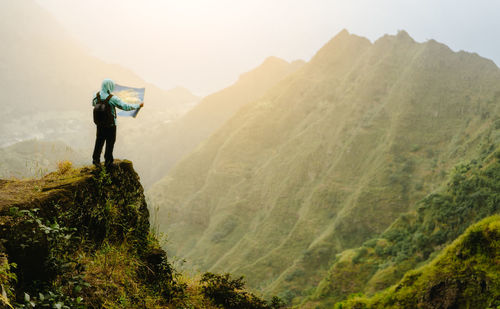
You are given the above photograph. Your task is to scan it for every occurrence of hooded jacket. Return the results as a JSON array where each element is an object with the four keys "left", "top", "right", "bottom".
[{"left": 92, "top": 78, "right": 141, "bottom": 125}]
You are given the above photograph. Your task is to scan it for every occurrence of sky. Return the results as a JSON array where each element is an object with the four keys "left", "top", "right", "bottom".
[{"left": 36, "top": 0, "right": 500, "bottom": 96}]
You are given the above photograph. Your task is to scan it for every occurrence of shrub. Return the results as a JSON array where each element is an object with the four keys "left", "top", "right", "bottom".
[
  {"left": 200, "top": 272, "right": 284, "bottom": 309},
  {"left": 57, "top": 161, "right": 73, "bottom": 174}
]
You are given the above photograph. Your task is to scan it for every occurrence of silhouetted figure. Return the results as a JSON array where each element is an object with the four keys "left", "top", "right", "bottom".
[{"left": 92, "top": 78, "right": 143, "bottom": 168}]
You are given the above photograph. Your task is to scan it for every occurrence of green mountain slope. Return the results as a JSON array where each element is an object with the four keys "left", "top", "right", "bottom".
[
  {"left": 140, "top": 56, "right": 304, "bottom": 186},
  {"left": 148, "top": 30, "right": 500, "bottom": 300},
  {"left": 302, "top": 148, "right": 500, "bottom": 307},
  {"left": 0, "top": 161, "right": 285, "bottom": 308},
  {"left": 336, "top": 214, "right": 500, "bottom": 309}
]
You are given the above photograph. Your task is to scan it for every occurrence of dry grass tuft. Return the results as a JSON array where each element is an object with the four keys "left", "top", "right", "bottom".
[{"left": 57, "top": 160, "right": 73, "bottom": 174}]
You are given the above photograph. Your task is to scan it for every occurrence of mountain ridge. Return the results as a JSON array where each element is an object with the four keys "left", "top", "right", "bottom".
[
  {"left": 302, "top": 146, "right": 500, "bottom": 307},
  {"left": 139, "top": 55, "right": 305, "bottom": 186},
  {"left": 337, "top": 214, "right": 500, "bottom": 308},
  {"left": 148, "top": 29, "right": 500, "bottom": 302}
]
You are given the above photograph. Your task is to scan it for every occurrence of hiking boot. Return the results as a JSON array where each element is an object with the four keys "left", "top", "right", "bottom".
[{"left": 104, "top": 161, "right": 115, "bottom": 171}]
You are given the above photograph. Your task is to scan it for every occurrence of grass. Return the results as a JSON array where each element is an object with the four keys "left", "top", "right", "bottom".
[
  {"left": 336, "top": 215, "right": 500, "bottom": 308},
  {"left": 148, "top": 30, "right": 500, "bottom": 302},
  {"left": 77, "top": 241, "right": 161, "bottom": 308},
  {"left": 57, "top": 160, "right": 73, "bottom": 174},
  {"left": 301, "top": 148, "right": 500, "bottom": 307},
  {"left": 1, "top": 160, "right": 285, "bottom": 308}
]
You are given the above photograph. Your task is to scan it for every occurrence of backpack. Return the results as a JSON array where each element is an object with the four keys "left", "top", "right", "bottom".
[{"left": 93, "top": 92, "right": 115, "bottom": 127}]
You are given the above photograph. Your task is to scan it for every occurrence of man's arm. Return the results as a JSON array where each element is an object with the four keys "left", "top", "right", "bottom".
[
  {"left": 92, "top": 93, "right": 98, "bottom": 107},
  {"left": 109, "top": 96, "right": 141, "bottom": 111}
]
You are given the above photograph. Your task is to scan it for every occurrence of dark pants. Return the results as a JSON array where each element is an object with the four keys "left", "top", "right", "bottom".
[{"left": 92, "top": 125, "right": 116, "bottom": 166}]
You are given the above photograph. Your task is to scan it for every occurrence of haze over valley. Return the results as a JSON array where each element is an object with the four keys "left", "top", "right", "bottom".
[{"left": 1, "top": 0, "right": 499, "bottom": 308}]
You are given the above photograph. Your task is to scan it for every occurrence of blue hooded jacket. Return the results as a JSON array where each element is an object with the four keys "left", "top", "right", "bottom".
[{"left": 92, "top": 78, "right": 141, "bottom": 125}]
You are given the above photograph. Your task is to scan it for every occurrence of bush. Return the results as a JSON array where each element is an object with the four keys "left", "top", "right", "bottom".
[
  {"left": 200, "top": 272, "right": 285, "bottom": 309},
  {"left": 352, "top": 248, "right": 368, "bottom": 264},
  {"left": 57, "top": 161, "right": 73, "bottom": 174}
]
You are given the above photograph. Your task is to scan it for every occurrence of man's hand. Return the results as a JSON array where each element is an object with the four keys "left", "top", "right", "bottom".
[{"left": 140, "top": 102, "right": 144, "bottom": 108}]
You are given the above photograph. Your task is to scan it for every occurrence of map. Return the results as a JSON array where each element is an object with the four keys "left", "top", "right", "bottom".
[{"left": 114, "top": 84, "right": 145, "bottom": 117}]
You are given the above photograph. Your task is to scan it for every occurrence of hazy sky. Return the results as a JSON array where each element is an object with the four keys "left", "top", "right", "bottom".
[{"left": 36, "top": 0, "right": 500, "bottom": 96}]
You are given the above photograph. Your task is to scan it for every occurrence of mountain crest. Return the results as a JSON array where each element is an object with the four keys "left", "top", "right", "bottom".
[
  {"left": 308, "top": 29, "right": 371, "bottom": 70},
  {"left": 396, "top": 29, "right": 414, "bottom": 42},
  {"left": 238, "top": 56, "right": 296, "bottom": 83},
  {"left": 261, "top": 56, "right": 290, "bottom": 66},
  {"left": 149, "top": 29, "right": 500, "bottom": 304},
  {"left": 374, "top": 30, "right": 417, "bottom": 47}
]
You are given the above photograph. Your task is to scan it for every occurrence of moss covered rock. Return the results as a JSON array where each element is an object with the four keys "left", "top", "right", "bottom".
[{"left": 0, "top": 160, "right": 175, "bottom": 307}]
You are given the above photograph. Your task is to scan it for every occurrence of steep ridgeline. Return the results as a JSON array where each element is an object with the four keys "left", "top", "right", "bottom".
[
  {"left": 303, "top": 149, "right": 500, "bottom": 307},
  {"left": 148, "top": 29, "right": 500, "bottom": 302},
  {"left": 139, "top": 57, "right": 304, "bottom": 186},
  {"left": 338, "top": 215, "right": 500, "bottom": 309}
]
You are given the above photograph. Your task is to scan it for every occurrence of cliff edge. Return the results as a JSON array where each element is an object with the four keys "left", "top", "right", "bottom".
[
  {"left": 0, "top": 160, "right": 282, "bottom": 308},
  {"left": 0, "top": 160, "right": 174, "bottom": 308}
]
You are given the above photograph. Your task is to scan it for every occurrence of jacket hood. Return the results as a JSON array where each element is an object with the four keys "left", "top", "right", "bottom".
[{"left": 99, "top": 78, "right": 115, "bottom": 98}]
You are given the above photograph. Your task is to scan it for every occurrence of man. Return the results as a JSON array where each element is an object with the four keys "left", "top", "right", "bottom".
[{"left": 92, "top": 78, "right": 143, "bottom": 168}]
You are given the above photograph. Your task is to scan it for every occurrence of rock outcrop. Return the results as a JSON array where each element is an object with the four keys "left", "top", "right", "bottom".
[{"left": 0, "top": 160, "right": 173, "bottom": 308}]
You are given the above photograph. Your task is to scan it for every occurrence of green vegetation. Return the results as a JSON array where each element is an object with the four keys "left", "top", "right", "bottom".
[
  {"left": 0, "top": 250, "right": 16, "bottom": 308},
  {"left": 336, "top": 215, "right": 500, "bottom": 308},
  {"left": 9, "top": 1, "right": 499, "bottom": 307},
  {"left": 138, "top": 56, "right": 304, "bottom": 187},
  {"left": 302, "top": 148, "right": 500, "bottom": 307},
  {"left": 0, "top": 161, "right": 283, "bottom": 308},
  {"left": 148, "top": 29, "right": 500, "bottom": 302},
  {"left": 200, "top": 273, "right": 285, "bottom": 309},
  {"left": 0, "top": 161, "right": 179, "bottom": 307}
]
